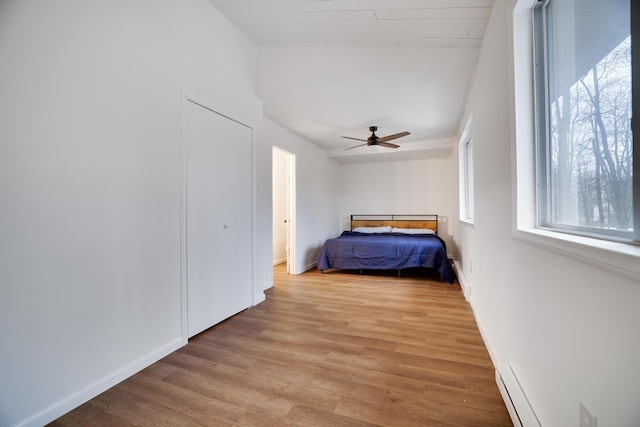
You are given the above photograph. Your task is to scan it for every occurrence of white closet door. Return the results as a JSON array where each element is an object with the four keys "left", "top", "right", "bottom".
[{"left": 186, "top": 100, "right": 252, "bottom": 338}]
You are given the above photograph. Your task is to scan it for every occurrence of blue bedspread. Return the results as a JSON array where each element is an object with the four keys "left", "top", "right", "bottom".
[{"left": 317, "top": 231, "right": 456, "bottom": 283}]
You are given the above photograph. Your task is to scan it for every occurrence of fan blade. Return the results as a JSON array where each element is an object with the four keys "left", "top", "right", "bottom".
[
  {"left": 341, "top": 136, "right": 368, "bottom": 142},
  {"left": 344, "top": 143, "right": 368, "bottom": 151},
  {"left": 377, "top": 131, "right": 410, "bottom": 143},
  {"left": 378, "top": 141, "right": 400, "bottom": 149}
]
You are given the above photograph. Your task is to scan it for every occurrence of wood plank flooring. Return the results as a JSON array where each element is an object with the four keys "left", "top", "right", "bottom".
[{"left": 49, "top": 265, "right": 512, "bottom": 426}]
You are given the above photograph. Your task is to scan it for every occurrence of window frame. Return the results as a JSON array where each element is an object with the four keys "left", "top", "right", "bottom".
[
  {"left": 511, "top": 0, "right": 640, "bottom": 282},
  {"left": 532, "top": 0, "right": 638, "bottom": 243},
  {"left": 458, "top": 117, "right": 474, "bottom": 224}
]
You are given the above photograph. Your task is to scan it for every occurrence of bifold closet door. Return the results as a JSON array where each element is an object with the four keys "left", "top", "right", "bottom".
[{"left": 186, "top": 100, "right": 253, "bottom": 338}]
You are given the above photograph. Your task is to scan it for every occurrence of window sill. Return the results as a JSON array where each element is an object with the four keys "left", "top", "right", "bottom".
[
  {"left": 459, "top": 218, "right": 475, "bottom": 227},
  {"left": 513, "top": 228, "right": 640, "bottom": 282}
]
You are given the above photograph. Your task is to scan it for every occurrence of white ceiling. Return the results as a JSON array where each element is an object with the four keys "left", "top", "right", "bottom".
[{"left": 209, "top": 0, "right": 494, "bottom": 163}]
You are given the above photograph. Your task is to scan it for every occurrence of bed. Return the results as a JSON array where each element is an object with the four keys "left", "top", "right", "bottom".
[{"left": 317, "top": 214, "right": 456, "bottom": 283}]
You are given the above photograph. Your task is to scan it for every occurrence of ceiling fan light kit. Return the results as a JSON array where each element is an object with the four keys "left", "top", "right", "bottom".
[{"left": 342, "top": 126, "right": 410, "bottom": 151}]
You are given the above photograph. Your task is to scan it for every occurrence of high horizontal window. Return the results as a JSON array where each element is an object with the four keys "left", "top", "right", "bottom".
[{"left": 533, "top": 0, "right": 638, "bottom": 242}]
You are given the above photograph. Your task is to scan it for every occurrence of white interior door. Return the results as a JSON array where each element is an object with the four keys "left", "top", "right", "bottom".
[
  {"left": 272, "top": 147, "right": 295, "bottom": 274},
  {"left": 186, "top": 99, "right": 252, "bottom": 338},
  {"left": 286, "top": 153, "right": 296, "bottom": 274},
  {"left": 272, "top": 148, "right": 288, "bottom": 266}
]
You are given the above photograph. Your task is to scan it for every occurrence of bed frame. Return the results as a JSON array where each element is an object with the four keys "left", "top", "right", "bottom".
[
  {"left": 318, "top": 214, "right": 454, "bottom": 281},
  {"left": 350, "top": 214, "right": 439, "bottom": 234}
]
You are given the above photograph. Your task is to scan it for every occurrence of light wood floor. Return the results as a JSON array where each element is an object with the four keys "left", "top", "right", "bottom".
[{"left": 50, "top": 265, "right": 512, "bottom": 426}]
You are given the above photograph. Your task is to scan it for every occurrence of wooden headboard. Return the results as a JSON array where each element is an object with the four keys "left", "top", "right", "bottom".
[{"left": 350, "top": 214, "right": 439, "bottom": 234}]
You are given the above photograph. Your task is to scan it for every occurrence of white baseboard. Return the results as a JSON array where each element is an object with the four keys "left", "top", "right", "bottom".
[
  {"left": 303, "top": 261, "right": 317, "bottom": 272},
  {"left": 457, "top": 260, "right": 540, "bottom": 427},
  {"left": 454, "top": 261, "right": 519, "bottom": 425},
  {"left": 253, "top": 290, "right": 267, "bottom": 305},
  {"left": 273, "top": 257, "right": 286, "bottom": 266},
  {"left": 16, "top": 337, "right": 185, "bottom": 427}
]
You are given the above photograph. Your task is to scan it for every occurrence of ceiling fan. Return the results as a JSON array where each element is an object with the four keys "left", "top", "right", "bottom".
[{"left": 342, "top": 126, "right": 410, "bottom": 150}]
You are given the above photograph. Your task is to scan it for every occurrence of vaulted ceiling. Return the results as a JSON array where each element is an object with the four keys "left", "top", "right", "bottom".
[{"left": 209, "top": 0, "right": 494, "bottom": 163}]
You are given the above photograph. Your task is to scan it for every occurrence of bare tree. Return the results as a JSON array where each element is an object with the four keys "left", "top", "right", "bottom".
[{"left": 550, "top": 37, "right": 632, "bottom": 231}]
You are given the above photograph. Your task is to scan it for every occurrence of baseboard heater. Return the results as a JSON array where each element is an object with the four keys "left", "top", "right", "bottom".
[
  {"left": 452, "top": 260, "right": 471, "bottom": 301},
  {"left": 496, "top": 364, "right": 541, "bottom": 427}
]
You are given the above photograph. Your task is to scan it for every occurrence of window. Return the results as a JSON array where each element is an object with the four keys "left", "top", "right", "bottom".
[
  {"left": 533, "top": 0, "right": 638, "bottom": 242},
  {"left": 459, "top": 118, "right": 474, "bottom": 223}
]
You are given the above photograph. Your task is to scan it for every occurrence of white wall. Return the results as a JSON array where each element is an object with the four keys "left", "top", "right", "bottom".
[
  {"left": 0, "top": 1, "right": 266, "bottom": 426},
  {"left": 338, "top": 157, "right": 457, "bottom": 255},
  {"left": 455, "top": 1, "right": 640, "bottom": 425},
  {"left": 262, "top": 118, "right": 341, "bottom": 273}
]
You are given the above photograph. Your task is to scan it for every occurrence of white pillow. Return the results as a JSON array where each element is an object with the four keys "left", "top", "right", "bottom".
[
  {"left": 353, "top": 226, "right": 392, "bottom": 233},
  {"left": 391, "top": 227, "right": 435, "bottom": 235}
]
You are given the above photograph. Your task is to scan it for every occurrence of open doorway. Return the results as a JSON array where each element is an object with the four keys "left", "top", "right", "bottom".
[{"left": 272, "top": 147, "right": 296, "bottom": 274}]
